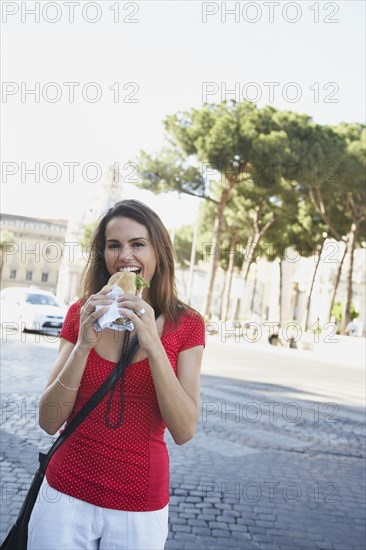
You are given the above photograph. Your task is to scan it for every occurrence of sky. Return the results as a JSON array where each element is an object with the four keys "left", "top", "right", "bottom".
[{"left": 1, "top": 0, "right": 365, "bottom": 230}]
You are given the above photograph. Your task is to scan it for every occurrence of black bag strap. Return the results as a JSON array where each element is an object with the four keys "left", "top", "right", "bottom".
[{"left": 39, "top": 333, "right": 139, "bottom": 473}]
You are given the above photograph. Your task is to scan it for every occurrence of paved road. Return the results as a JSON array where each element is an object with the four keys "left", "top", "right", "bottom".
[{"left": 1, "top": 329, "right": 365, "bottom": 549}]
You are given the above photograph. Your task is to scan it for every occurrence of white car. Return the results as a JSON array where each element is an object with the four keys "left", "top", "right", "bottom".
[{"left": 0, "top": 287, "right": 67, "bottom": 335}]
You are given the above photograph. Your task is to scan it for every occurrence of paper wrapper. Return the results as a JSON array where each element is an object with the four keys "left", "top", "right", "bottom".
[{"left": 94, "top": 284, "right": 134, "bottom": 332}]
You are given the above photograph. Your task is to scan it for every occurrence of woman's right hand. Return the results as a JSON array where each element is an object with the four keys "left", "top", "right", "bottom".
[{"left": 77, "top": 288, "right": 114, "bottom": 350}]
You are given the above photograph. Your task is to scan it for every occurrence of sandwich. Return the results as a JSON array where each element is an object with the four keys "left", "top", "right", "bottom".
[
  {"left": 107, "top": 272, "right": 150, "bottom": 325},
  {"left": 108, "top": 271, "right": 150, "bottom": 296}
]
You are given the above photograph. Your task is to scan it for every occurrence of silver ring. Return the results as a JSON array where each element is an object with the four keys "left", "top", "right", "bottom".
[{"left": 137, "top": 308, "right": 146, "bottom": 316}]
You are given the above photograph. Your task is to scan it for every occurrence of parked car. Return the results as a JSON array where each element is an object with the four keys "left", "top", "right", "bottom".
[{"left": 0, "top": 287, "right": 66, "bottom": 334}]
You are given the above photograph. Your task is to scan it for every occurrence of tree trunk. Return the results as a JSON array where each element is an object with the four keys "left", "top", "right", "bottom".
[
  {"left": 341, "top": 223, "right": 358, "bottom": 334},
  {"left": 202, "top": 178, "right": 236, "bottom": 319},
  {"left": 220, "top": 234, "right": 236, "bottom": 321},
  {"left": 250, "top": 263, "right": 258, "bottom": 313},
  {"left": 224, "top": 257, "right": 236, "bottom": 321},
  {"left": 304, "top": 238, "right": 326, "bottom": 331},
  {"left": 278, "top": 260, "right": 283, "bottom": 325},
  {"left": 232, "top": 235, "right": 259, "bottom": 319},
  {"left": 186, "top": 214, "right": 199, "bottom": 305},
  {"left": 328, "top": 240, "right": 347, "bottom": 322},
  {"left": 233, "top": 214, "right": 275, "bottom": 320},
  {"left": 219, "top": 267, "right": 228, "bottom": 320},
  {"left": 241, "top": 235, "right": 261, "bottom": 282}
]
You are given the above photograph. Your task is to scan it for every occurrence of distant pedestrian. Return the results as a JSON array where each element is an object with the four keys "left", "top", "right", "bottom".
[
  {"left": 248, "top": 311, "right": 262, "bottom": 339},
  {"left": 346, "top": 320, "right": 357, "bottom": 337},
  {"left": 268, "top": 332, "right": 282, "bottom": 346},
  {"left": 289, "top": 337, "right": 298, "bottom": 349},
  {"left": 27, "top": 200, "right": 205, "bottom": 550}
]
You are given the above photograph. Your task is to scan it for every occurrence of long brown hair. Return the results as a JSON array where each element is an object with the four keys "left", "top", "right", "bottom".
[{"left": 79, "top": 199, "right": 187, "bottom": 324}]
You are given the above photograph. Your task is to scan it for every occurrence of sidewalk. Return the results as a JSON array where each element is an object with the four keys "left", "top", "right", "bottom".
[
  {"left": 1, "top": 334, "right": 365, "bottom": 549},
  {"left": 207, "top": 328, "right": 365, "bottom": 369},
  {"left": 1, "top": 377, "right": 364, "bottom": 549}
]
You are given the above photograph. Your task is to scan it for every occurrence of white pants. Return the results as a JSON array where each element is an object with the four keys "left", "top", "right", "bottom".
[{"left": 27, "top": 478, "right": 169, "bottom": 550}]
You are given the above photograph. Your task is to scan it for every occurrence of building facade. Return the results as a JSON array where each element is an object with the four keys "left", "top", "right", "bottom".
[
  {"left": 176, "top": 241, "right": 365, "bottom": 336},
  {"left": 0, "top": 213, "right": 68, "bottom": 294}
]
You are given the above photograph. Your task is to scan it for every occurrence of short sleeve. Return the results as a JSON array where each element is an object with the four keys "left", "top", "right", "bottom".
[
  {"left": 179, "top": 310, "right": 206, "bottom": 352},
  {"left": 60, "top": 301, "right": 82, "bottom": 345}
]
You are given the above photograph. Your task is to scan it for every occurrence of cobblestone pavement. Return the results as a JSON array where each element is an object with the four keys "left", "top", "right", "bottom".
[{"left": 1, "top": 331, "right": 365, "bottom": 549}]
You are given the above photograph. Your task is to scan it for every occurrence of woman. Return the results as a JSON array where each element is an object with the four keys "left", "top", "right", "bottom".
[{"left": 28, "top": 199, "right": 206, "bottom": 550}]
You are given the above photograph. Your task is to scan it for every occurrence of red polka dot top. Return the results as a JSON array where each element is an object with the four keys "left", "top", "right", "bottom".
[{"left": 46, "top": 301, "right": 206, "bottom": 512}]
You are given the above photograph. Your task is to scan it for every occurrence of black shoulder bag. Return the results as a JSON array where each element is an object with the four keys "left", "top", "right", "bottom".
[{"left": 0, "top": 332, "right": 139, "bottom": 550}]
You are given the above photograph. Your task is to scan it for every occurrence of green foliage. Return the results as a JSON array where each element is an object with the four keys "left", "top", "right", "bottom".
[
  {"left": 0, "top": 230, "right": 15, "bottom": 248},
  {"left": 136, "top": 101, "right": 299, "bottom": 198},
  {"left": 286, "top": 198, "right": 328, "bottom": 258},
  {"left": 136, "top": 148, "right": 209, "bottom": 199},
  {"left": 174, "top": 206, "right": 216, "bottom": 269},
  {"left": 199, "top": 199, "right": 248, "bottom": 270},
  {"left": 334, "top": 123, "right": 366, "bottom": 221},
  {"left": 173, "top": 224, "right": 196, "bottom": 267},
  {"left": 308, "top": 318, "right": 322, "bottom": 334},
  {"left": 0, "top": 230, "right": 15, "bottom": 279},
  {"left": 81, "top": 221, "right": 97, "bottom": 253},
  {"left": 332, "top": 302, "right": 359, "bottom": 323},
  {"left": 131, "top": 99, "right": 365, "bottom": 318},
  {"left": 134, "top": 102, "right": 364, "bottom": 245},
  {"left": 350, "top": 305, "right": 360, "bottom": 321}
]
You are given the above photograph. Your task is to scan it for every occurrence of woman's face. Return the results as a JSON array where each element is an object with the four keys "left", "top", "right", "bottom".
[{"left": 104, "top": 216, "right": 157, "bottom": 288}]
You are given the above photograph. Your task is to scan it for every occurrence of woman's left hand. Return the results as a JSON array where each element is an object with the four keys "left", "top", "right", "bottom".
[{"left": 116, "top": 294, "right": 160, "bottom": 352}]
